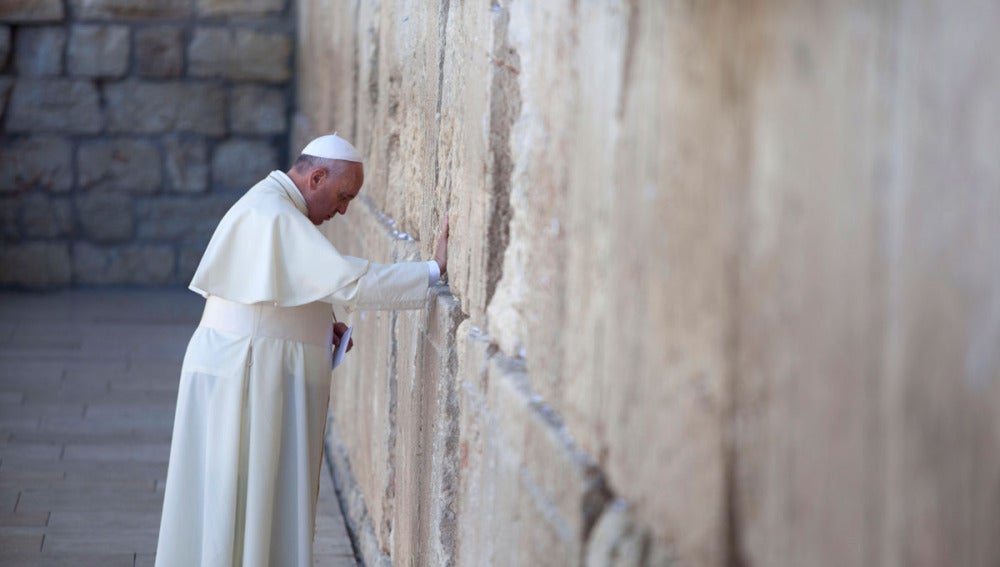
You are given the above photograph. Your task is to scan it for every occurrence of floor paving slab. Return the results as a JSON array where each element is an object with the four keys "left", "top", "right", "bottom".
[{"left": 0, "top": 290, "right": 357, "bottom": 565}]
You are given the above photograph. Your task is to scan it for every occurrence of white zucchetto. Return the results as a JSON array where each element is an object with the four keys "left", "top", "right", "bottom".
[{"left": 299, "top": 133, "right": 363, "bottom": 163}]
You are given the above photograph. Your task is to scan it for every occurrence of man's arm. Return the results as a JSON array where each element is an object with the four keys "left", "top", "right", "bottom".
[{"left": 327, "top": 219, "right": 449, "bottom": 310}]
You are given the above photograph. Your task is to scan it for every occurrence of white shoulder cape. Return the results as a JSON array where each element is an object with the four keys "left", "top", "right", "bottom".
[{"left": 189, "top": 171, "right": 370, "bottom": 307}]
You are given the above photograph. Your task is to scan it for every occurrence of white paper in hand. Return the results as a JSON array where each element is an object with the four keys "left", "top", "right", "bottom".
[{"left": 332, "top": 326, "right": 353, "bottom": 369}]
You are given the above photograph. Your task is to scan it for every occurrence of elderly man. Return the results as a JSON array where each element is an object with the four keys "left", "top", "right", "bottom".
[{"left": 155, "top": 134, "right": 448, "bottom": 566}]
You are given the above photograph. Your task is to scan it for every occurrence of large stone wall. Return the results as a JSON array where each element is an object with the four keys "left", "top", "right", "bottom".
[
  {"left": 0, "top": 0, "right": 294, "bottom": 287},
  {"left": 297, "top": 1, "right": 1000, "bottom": 566}
]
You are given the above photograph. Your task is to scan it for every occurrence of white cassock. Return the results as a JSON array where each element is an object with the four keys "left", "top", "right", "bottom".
[{"left": 155, "top": 171, "right": 435, "bottom": 566}]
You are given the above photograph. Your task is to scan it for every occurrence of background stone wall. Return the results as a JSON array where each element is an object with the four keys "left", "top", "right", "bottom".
[
  {"left": 298, "top": 1, "right": 1000, "bottom": 566},
  {"left": 0, "top": 0, "right": 294, "bottom": 287}
]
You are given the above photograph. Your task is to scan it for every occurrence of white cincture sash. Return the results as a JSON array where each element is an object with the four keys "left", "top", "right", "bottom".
[{"left": 199, "top": 296, "right": 332, "bottom": 347}]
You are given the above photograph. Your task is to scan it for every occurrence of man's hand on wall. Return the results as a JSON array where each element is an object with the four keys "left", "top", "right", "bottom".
[
  {"left": 333, "top": 322, "right": 353, "bottom": 352},
  {"left": 434, "top": 217, "right": 449, "bottom": 276}
]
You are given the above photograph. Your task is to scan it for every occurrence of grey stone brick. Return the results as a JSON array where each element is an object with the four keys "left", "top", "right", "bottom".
[
  {"left": 73, "top": 243, "right": 174, "bottom": 285},
  {"left": 0, "top": 197, "right": 18, "bottom": 239},
  {"left": 178, "top": 243, "right": 205, "bottom": 281},
  {"left": 21, "top": 194, "right": 74, "bottom": 238},
  {"left": 163, "top": 136, "right": 208, "bottom": 193},
  {"left": 211, "top": 139, "right": 278, "bottom": 190},
  {"left": 76, "top": 193, "right": 134, "bottom": 243},
  {"left": 67, "top": 24, "right": 129, "bottom": 78},
  {"left": 0, "top": 26, "right": 10, "bottom": 70},
  {"left": 229, "top": 84, "right": 286, "bottom": 134},
  {"left": 0, "top": 136, "right": 73, "bottom": 193},
  {"left": 6, "top": 79, "right": 103, "bottom": 133},
  {"left": 135, "top": 27, "right": 183, "bottom": 79},
  {"left": 77, "top": 139, "right": 161, "bottom": 194},
  {"left": 189, "top": 28, "right": 291, "bottom": 83},
  {"left": 0, "top": 242, "right": 71, "bottom": 287},
  {"left": 135, "top": 195, "right": 234, "bottom": 241},
  {"left": 104, "top": 81, "right": 225, "bottom": 135},
  {"left": 0, "top": 0, "right": 64, "bottom": 22},
  {"left": 14, "top": 26, "right": 65, "bottom": 76},
  {"left": 197, "top": 0, "right": 284, "bottom": 17},
  {"left": 68, "top": 0, "right": 190, "bottom": 20},
  {"left": 0, "top": 77, "right": 10, "bottom": 121}
]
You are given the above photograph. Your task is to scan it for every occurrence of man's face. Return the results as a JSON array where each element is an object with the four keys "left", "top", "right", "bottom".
[{"left": 305, "top": 162, "right": 363, "bottom": 225}]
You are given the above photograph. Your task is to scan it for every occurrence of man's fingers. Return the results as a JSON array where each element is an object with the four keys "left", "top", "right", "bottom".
[{"left": 346, "top": 338, "right": 354, "bottom": 352}]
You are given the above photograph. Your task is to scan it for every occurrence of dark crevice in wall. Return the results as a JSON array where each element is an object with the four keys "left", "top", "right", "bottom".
[
  {"left": 431, "top": 0, "right": 452, "bottom": 230},
  {"left": 484, "top": 2, "right": 519, "bottom": 310},
  {"left": 382, "top": 309, "right": 400, "bottom": 550}
]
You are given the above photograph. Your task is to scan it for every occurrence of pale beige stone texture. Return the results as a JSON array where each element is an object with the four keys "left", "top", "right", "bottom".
[
  {"left": 294, "top": 0, "right": 350, "bottom": 140},
  {"left": 734, "top": 3, "right": 1000, "bottom": 566},
  {"left": 6, "top": 79, "right": 103, "bottom": 133},
  {"left": 67, "top": 24, "right": 130, "bottom": 78},
  {"left": 302, "top": 0, "right": 1000, "bottom": 565},
  {"left": 134, "top": 27, "right": 183, "bottom": 79},
  {"left": 104, "top": 81, "right": 226, "bottom": 135},
  {"left": 14, "top": 26, "right": 65, "bottom": 76},
  {"left": 77, "top": 139, "right": 161, "bottom": 194},
  {"left": 0, "top": 136, "right": 73, "bottom": 193},
  {"left": 0, "top": 242, "right": 71, "bottom": 287},
  {"left": 69, "top": 0, "right": 190, "bottom": 20},
  {"left": 188, "top": 28, "right": 291, "bottom": 83},
  {"left": 0, "top": 0, "right": 64, "bottom": 22}
]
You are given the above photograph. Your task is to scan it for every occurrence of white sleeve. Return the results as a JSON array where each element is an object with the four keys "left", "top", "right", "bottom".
[
  {"left": 426, "top": 260, "right": 441, "bottom": 285},
  {"left": 326, "top": 257, "right": 430, "bottom": 311}
]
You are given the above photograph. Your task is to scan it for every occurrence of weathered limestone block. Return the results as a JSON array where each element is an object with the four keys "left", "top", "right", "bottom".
[
  {"left": 211, "top": 139, "right": 278, "bottom": 190},
  {"left": 0, "top": 136, "right": 72, "bottom": 193},
  {"left": 197, "top": 0, "right": 284, "bottom": 17},
  {"left": 78, "top": 139, "right": 161, "bottom": 193},
  {"left": 21, "top": 194, "right": 73, "bottom": 238},
  {"left": 163, "top": 137, "right": 208, "bottom": 193},
  {"left": 75, "top": 193, "right": 134, "bottom": 243},
  {"left": 67, "top": 24, "right": 130, "bottom": 78},
  {"left": 322, "top": 198, "right": 424, "bottom": 558},
  {"left": 436, "top": 1, "right": 518, "bottom": 326},
  {"left": 6, "top": 79, "right": 103, "bottom": 133},
  {"left": 390, "top": 290, "right": 463, "bottom": 564},
  {"left": 135, "top": 195, "right": 236, "bottom": 241},
  {"left": 0, "top": 26, "right": 10, "bottom": 70},
  {"left": 295, "top": 0, "right": 354, "bottom": 142},
  {"left": 0, "top": 242, "right": 71, "bottom": 287},
  {"left": 454, "top": 335, "right": 610, "bottom": 565},
  {"left": 585, "top": 500, "right": 677, "bottom": 567},
  {"left": 734, "top": 3, "right": 1000, "bottom": 566},
  {"left": 189, "top": 28, "right": 291, "bottom": 83},
  {"left": 69, "top": 0, "right": 190, "bottom": 20},
  {"left": 73, "top": 242, "right": 174, "bottom": 285},
  {"left": 229, "top": 85, "right": 287, "bottom": 134},
  {"left": 14, "top": 26, "right": 65, "bottom": 76},
  {"left": 0, "top": 0, "right": 64, "bottom": 22},
  {"left": 104, "top": 81, "right": 226, "bottom": 135},
  {"left": 135, "top": 27, "right": 184, "bottom": 78}
]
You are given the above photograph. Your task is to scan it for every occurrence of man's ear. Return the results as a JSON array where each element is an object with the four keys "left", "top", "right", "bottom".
[{"left": 310, "top": 168, "right": 326, "bottom": 189}]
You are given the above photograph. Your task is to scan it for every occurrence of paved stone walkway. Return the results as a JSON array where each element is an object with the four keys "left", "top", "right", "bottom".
[{"left": 0, "top": 290, "right": 356, "bottom": 566}]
